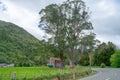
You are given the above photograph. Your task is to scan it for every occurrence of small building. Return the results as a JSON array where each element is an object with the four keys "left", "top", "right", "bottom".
[
  {"left": 0, "top": 63, "right": 14, "bottom": 68},
  {"left": 0, "top": 63, "right": 7, "bottom": 68},
  {"left": 47, "top": 57, "right": 65, "bottom": 68}
]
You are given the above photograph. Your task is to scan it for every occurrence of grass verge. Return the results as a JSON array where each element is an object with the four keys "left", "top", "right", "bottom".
[{"left": 0, "top": 66, "right": 91, "bottom": 80}]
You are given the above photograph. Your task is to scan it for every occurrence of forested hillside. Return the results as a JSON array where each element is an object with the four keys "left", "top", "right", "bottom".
[
  {"left": 0, "top": 20, "right": 116, "bottom": 67},
  {"left": 0, "top": 20, "right": 49, "bottom": 66}
]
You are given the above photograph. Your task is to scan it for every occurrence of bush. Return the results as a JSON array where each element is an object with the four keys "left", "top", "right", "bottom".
[
  {"left": 110, "top": 50, "right": 120, "bottom": 68},
  {"left": 100, "top": 63, "right": 106, "bottom": 68},
  {"left": 79, "top": 54, "right": 89, "bottom": 66}
]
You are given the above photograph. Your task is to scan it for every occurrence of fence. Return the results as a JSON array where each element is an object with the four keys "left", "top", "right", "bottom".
[{"left": 0, "top": 70, "right": 91, "bottom": 80}]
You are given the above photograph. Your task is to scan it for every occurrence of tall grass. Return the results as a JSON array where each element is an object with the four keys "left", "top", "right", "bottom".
[{"left": 0, "top": 66, "right": 91, "bottom": 80}]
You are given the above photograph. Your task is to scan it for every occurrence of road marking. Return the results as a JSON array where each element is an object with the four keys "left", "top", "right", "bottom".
[{"left": 105, "top": 78, "right": 110, "bottom": 80}]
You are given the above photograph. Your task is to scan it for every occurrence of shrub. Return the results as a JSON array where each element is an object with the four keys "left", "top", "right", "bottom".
[
  {"left": 110, "top": 50, "right": 120, "bottom": 68},
  {"left": 100, "top": 63, "right": 106, "bottom": 68},
  {"left": 79, "top": 54, "right": 89, "bottom": 66}
]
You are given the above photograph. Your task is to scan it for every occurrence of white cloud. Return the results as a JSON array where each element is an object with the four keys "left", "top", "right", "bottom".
[
  {"left": 0, "top": 0, "right": 65, "bottom": 40},
  {"left": 0, "top": 0, "right": 120, "bottom": 47},
  {"left": 0, "top": 0, "right": 7, "bottom": 11},
  {"left": 0, "top": 0, "right": 45, "bottom": 39},
  {"left": 84, "top": 0, "right": 120, "bottom": 46},
  {"left": 96, "top": 0, "right": 116, "bottom": 18}
]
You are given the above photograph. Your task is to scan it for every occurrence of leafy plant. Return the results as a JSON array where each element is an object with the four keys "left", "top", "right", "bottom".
[
  {"left": 110, "top": 50, "right": 120, "bottom": 68},
  {"left": 100, "top": 63, "right": 106, "bottom": 68}
]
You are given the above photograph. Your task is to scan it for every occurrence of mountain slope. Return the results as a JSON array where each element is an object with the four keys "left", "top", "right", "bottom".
[{"left": 0, "top": 20, "right": 43, "bottom": 66}]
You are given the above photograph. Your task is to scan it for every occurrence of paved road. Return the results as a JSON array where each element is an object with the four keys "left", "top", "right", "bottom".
[{"left": 80, "top": 68, "right": 120, "bottom": 80}]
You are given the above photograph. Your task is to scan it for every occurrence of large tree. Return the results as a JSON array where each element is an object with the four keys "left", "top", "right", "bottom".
[
  {"left": 80, "top": 33, "right": 100, "bottom": 66},
  {"left": 39, "top": 0, "right": 93, "bottom": 68}
]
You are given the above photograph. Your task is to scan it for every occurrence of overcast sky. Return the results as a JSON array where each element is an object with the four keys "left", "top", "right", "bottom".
[{"left": 0, "top": 0, "right": 120, "bottom": 47}]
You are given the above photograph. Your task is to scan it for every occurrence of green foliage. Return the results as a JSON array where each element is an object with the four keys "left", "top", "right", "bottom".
[
  {"left": 80, "top": 33, "right": 99, "bottom": 66},
  {"left": 0, "top": 66, "right": 90, "bottom": 80},
  {"left": 39, "top": 0, "right": 93, "bottom": 67},
  {"left": 100, "top": 63, "right": 106, "bottom": 68},
  {"left": 110, "top": 50, "right": 120, "bottom": 68},
  {"left": 78, "top": 54, "right": 89, "bottom": 66},
  {"left": 93, "top": 42, "right": 116, "bottom": 66},
  {"left": 0, "top": 20, "right": 53, "bottom": 66}
]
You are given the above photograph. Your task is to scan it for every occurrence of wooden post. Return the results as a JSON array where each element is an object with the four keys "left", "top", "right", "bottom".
[
  {"left": 73, "top": 73, "right": 76, "bottom": 79},
  {"left": 57, "top": 74, "right": 61, "bottom": 80},
  {"left": 0, "top": 74, "right": 2, "bottom": 79},
  {"left": 57, "top": 71, "right": 61, "bottom": 80},
  {"left": 40, "top": 70, "right": 43, "bottom": 76},
  {"left": 13, "top": 72, "right": 16, "bottom": 80}
]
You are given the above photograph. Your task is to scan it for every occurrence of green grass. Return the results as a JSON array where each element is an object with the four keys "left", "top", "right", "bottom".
[{"left": 0, "top": 66, "right": 91, "bottom": 80}]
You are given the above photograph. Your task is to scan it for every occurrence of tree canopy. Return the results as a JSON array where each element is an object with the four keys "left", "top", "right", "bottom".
[
  {"left": 110, "top": 50, "right": 120, "bottom": 68},
  {"left": 39, "top": 0, "right": 94, "bottom": 67},
  {"left": 0, "top": 20, "right": 53, "bottom": 66},
  {"left": 94, "top": 42, "right": 116, "bottom": 66}
]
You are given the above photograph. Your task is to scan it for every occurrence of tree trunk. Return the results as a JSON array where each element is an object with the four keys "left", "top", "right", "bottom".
[
  {"left": 69, "top": 59, "right": 75, "bottom": 69},
  {"left": 89, "top": 53, "right": 93, "bottom": 67},
  {"left": 59, "top": 51, "right": 64, "bottom": 69},
  {"left": 59, "top": 52, "right": 64, "bottom": 61}
]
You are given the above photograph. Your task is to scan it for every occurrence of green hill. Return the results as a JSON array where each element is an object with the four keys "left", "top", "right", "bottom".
[{"left": 0, "top": 20, "right": 45, "bottom": 66}]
